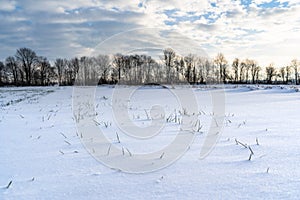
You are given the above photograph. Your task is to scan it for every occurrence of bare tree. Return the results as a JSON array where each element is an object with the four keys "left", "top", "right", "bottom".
[
  {"left": 163, "top": 48, "right": 176, "bottom": 83},
  {"left": 5, "top": 56, "right": 19, "bottom": 85},
  {"left": 144, "top": 56, "right": 155, "bottom": 84},
  {"left": 214, "top": 53, "right": 228, "bottom": 83},
  {"left": 65, "top": 57, "right": 79, "bottom": 85},
  {"left": 55, "top": 58, "right": 67, "bottom": 85},
  {"left": 286, "top": 65, "right": 291, "bottom": 83},
  {"left": 266, "top": 64, "right": 277, "bottom": 84},
  {"left": 0, "top": 61, "right": 4, "bottom": 85},
  {"left": 232, "top": 58, "right": 239, "bottom": 83},
  {"left": 184, "top": 54, "right": 197, "bottom": 83},
  {"left": 279, "top": 67, "right": 285, "bottom": 83},
  {"left": 35, "top": 56, "right": 53, "bottom": 85},
  {"left": 291, "top": 59, "right": 299, "bottom": 84},
  {"left": 244, "top": 59, "right": 252, "bottom": 83},
  {"left": 77, "top": 56, "right": 99, "bottom": 85},
  {"left": 131, "top": 55, "right": 140, "bottom": 84},
  {"left": 254, "top": 66, "right": 261, "bottom": 83},
  {"left": 239, "top": 61, "right": 246, "bottom": 83},
  {"left": 249, "top": 59, "right": 258, "bottom": 84},
  {"left": 15, "top": 48, "right": 37, "bottom": 85},
  {"left": 113, "top": 54, "right": 125, "bottom": 83},
  {"left": 174, "top": 57, "right": 185, "bottom": 83},
  {"left": 205, "top": 59, "right": 216, "bottom": 83},
  {"left": 192, "top": 56, "right": 198, "bottom": 83},
  {"left": 36, "top": 57, "right": 45, "bottom": 85},
  {"left": 95, "top": 55, "right": 111, "bottom": 84},
  {"left": 197, "top": 57, "right": 209, "bottom": 84},
  {"left": 6, "top": 46, "right": 300, "bottom": 86}
]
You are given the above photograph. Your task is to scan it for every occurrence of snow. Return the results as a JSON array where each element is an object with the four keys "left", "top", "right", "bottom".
[{"left": 1, "top": 85, "right": 300, "bottom": 199}]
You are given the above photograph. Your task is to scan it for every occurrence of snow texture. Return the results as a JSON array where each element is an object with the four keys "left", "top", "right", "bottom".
[{"left": 1, "top": 85, "right": 300, "bottom": 199}]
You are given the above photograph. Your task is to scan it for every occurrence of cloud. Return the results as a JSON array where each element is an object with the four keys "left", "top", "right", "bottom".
[
  {"left": 0, "top": 0, "right": 299, "bottom": 67},
  {"left": 0, "top": 0, "right": 16, "bottom": 12}
]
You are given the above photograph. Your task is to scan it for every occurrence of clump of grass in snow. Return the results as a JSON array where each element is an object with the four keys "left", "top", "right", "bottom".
[
  {"left": 144, "top": 109, "right": 150, "bottom": 120},
  {"left": 237, "top": 120, "right": 246, "bottom": 128},
  {"left": 182, "top": 108, "right": 188, "bottom": 115},
  {"left": 125, "top": 148, "right": 132, "bottom": 156},
  {"left": 256, "top": 137, "right": 259, "bottom": 145},
  {"left": 214, "top": 118, "right": 219, "bottom": 127},
  {"left": 166, "top": 114, "right": 172, "bottom": 123},
  {"left": 93, "top": 119, "right": 101, "bottom": 126},
  {"left": 122, "top": 147, "right": 125, "bottom": 155},
  {"left": 103, "top": 121, "right": 111, "bottom": 128},
  {"left": 5, "top": 181, "right": 12, "bottom": 189},
  {"left": 193, "top": 119, "right": 202, "bottom": 132},
  {"left": 116, "top": 132, "right": 120, "bottom": 143},
  {"left": 107, "top": 144, "right": 112, "bottom": 156},
  {"left": 248, "top": 146, "right": 254, "bottom": 161},
  {"left": 235, "top": 138, "right": 255, "bottom": 161},
  {"left": 156, "top": 176, "right": 164, "bottom": 183},
  {"left": 159, "top": 152, "right": 165, "bottom": 159},
  {"left": 235, "top": 138, "right": 248, "bottom": 148},
  {"left": 60, "top": 132, "right": 67, "bottom": 139}
]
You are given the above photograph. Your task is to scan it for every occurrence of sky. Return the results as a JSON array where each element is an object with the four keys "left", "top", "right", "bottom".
[{"left": 0, "top": 0, "right": 299, "bottom": 67}]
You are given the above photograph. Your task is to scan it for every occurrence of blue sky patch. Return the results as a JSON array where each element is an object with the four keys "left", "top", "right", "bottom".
[{"left": 257, "top": 0, "right": 289, "bottom": 8}]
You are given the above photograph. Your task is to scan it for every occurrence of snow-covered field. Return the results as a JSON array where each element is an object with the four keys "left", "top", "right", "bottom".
[{"left": 1, "top": 85, "right": 300, "bottom": 199}]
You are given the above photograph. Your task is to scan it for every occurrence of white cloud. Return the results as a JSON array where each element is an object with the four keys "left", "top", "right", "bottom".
[
  {"left": 0, "top": 0, "right": 16, "bottom": 11},
  {"left": 0, "top": 0, "right": 299, "bottom": 67}
]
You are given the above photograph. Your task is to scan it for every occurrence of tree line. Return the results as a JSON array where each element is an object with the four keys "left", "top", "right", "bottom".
[{"left": 0, "top": 47, "right": 299, "bottom": 86}]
